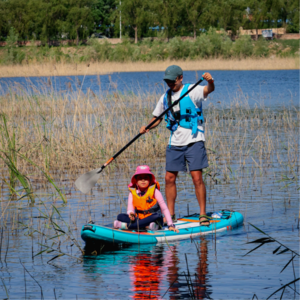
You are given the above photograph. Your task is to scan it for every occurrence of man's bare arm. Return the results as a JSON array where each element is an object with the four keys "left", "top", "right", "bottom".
[
  {"left": 202, "top": 72, "right": 215, "bottom": 98},
  {"left": 140, "top": 117, "right": 163, "bottom": 134}
]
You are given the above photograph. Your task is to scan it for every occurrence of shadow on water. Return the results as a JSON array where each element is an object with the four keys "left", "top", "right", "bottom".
[{"left": 83, "top": 237, "right": 212, "bottom": 299}]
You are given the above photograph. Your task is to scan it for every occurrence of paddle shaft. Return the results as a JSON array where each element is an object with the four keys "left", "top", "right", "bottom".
[{"left": 97, "top": 77, "right": 204, "bottom": 174}]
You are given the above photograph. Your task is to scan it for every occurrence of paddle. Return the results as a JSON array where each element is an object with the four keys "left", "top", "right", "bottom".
[{"left": 75, "top": 76, "right": 205, "bottom": 194}]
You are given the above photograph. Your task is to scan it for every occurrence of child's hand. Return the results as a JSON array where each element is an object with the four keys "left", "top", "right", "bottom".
[
  {"left": 169, "top": 226, "right": 179, "bottom": 233},
  {"left": 129, "top": 213, "right": 135, "bottom": 221}
]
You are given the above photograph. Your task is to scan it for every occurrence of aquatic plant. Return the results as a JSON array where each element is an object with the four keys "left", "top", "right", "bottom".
[
  {"left": 0, "top": 114, "right": 35, "bottom": 203},
  {"left": 245, "top": 223, "right": 299, "bottom": 299},
  {"left": 19, "top": 199, "right": 84, "bottom": 263}
]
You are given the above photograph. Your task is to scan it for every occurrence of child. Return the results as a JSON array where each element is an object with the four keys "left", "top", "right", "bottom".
[{"left": 114, "top": 165, "right": 178, "bottom": 232}]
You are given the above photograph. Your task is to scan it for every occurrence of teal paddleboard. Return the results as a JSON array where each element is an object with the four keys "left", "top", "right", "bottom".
[{"left": 81, "top": 210, "right": 244, "bottom": 245}]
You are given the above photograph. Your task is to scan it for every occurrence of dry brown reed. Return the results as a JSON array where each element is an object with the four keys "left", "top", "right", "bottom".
[
  {"left": 0, "top": 57, "right": 298, "bottom": 78},
  {"left": 0, "top": 81, "right": 298, "bottom": 192}
]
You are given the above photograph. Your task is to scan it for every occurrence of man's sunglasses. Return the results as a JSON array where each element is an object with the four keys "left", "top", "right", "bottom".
[{"left": 164, "top": 79, "right": 176, "bottom": 84}]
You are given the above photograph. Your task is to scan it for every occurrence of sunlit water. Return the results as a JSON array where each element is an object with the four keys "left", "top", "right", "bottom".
[
  {"left": 0, "top": 70, "right": 299, "bottom": 299},
  {"left": 0, "top": 70, "right": 299, "bottom": 108}
]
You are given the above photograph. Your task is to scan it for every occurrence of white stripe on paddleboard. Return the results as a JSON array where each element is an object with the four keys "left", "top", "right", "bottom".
[
  {"left": 155, "top": 227, "right": 227, "bottom": 242},
  {"left": 159, "top": 220, "right": 223, "bottom": 230}
]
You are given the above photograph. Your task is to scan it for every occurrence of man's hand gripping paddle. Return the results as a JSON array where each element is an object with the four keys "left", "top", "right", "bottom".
[{"left": 75, "top": 76, "right": 204, "bottom": 194}]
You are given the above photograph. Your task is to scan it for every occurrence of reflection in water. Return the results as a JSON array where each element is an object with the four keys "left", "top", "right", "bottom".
[
  {"left": 128, "top": 238, "right": 210, "bottom": 299},
  {"left": 165, "top": 237, "right": 210, "bottom": 299},
  {"left": 130, "top": 245, "right": 164, "bottom": 299},
  {"left": 194, "top": 238, "right": 209, "bottom": 299},
  {"left": 82, "top": 239, "right": 211, "bottom": 299}
]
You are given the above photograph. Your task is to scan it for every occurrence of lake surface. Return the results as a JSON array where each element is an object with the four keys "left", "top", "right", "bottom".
[
  {"left": 0, "top": 70, "right": 299, "bottom": 108},
  {"left": 0, "top": 70, "right": 299, "bottom": 299}
]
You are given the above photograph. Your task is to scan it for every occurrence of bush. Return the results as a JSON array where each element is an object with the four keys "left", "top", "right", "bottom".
[
  {"left": 232, "top": 35, "right": 253, "bottom": 58},
  {"left": 109, "top": 43, "right": 133, "bottom": 62},
  {"left": 4, "top": 27, "right": 25, "bottom": 64},
  {"left": 253, "top": 37, "right": 269, "bottom": 57},
  {"left": 167, "top": 37, "right": 191, "bottom": 60},
  {"left": 191, "top": 34, "right": 214, "bottom": 59}
]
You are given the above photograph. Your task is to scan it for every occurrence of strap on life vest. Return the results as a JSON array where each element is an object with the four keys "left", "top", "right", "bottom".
[
  {"left": 135, "top": 202, "right": 161, "bottom": 216},
  {"left": 167, "top": 89, "right": 180, "bottom": 122}
]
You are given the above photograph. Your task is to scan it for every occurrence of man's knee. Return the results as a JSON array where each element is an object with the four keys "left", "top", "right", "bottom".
[
  {"left": 191, "top": 171, "right": 204, "bottom": 186},
  {"left": 165, "top": 171, "right": 177, "bottom": 185}
]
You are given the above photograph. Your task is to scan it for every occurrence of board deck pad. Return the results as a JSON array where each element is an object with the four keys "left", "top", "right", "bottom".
[{"left": 81, "top": 210, "right": 244, "bottom": 245}]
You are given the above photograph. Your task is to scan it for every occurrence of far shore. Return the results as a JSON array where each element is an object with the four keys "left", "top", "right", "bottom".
[{"left": 0, "top": 57, "right": 298, "bottom": 78}]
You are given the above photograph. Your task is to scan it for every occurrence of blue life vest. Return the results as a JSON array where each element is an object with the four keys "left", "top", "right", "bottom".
[{"left": 163, "top": 84, "right": 204, "bottom": 135}]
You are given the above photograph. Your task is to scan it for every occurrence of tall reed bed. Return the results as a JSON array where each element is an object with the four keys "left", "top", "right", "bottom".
[
  {"left": 0, "top": 82, "right": 298, "bottom": 194},
  {"left": 0, "top": 57, "right": 299, "bottom": 78}
]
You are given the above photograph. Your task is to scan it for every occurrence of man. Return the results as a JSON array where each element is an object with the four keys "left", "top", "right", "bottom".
[{"left": 140, "top": 65, "right": 214, "bottom": 225}]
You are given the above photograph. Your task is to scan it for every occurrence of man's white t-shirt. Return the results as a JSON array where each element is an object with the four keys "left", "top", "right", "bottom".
[{"left": 152, "top": 85, "right": 206, "bottom": 146}]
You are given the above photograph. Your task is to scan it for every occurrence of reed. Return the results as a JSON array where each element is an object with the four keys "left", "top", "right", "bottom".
[
  {"left": 245, "top": 223, "right": 299, "bottom": 299},
  {"left": 0, "top": 82, "right": 298, "bottom": 192},
  {"left": 0, "top": 114, "right": 35, "bottom": 203},
  {"left": 0, "top": 56, "right": 298, "bottom": 77}
]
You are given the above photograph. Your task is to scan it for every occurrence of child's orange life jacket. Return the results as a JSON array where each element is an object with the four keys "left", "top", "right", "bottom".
[{"left": 129, "top": 183, "right": 161, "bottom": 220}]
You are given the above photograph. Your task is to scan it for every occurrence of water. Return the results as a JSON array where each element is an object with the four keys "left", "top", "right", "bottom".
[
  {"left": 0, "top": 70, "right": 299, "bottom": 299},
  {"left": 3, "top": 170, "right": 299, "bottom": 299},
  {"left": 0, "top": 70, "right": 299, "bottom": 108}
]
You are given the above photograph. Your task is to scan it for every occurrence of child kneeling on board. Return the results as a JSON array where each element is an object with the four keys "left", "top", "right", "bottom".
[{"left": 114, "top": 165, "right": 178, "bottom": 232}]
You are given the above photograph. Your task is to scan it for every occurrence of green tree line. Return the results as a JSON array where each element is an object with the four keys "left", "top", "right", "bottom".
[{"left": 0, "top": 0, "right": 298, "bottom": 44}]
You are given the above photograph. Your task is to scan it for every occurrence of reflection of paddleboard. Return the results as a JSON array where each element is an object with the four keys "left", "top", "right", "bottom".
[{"left": 81, "top": 210, "right": 244, "bottom": 245}]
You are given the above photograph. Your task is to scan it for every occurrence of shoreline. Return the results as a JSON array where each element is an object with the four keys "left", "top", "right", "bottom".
[{"left": 0, "top": 57, "right": 298, "bottom": 78}]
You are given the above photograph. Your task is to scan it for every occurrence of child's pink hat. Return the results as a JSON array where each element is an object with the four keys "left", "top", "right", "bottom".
[{"left": 129, "top": 165, "right": 156, "bottom": 187}]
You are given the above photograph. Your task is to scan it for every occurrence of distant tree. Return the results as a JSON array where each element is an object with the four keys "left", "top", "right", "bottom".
[
  {"left": 5, "top": 0, "right": 32, "bottom": 40},
  {"left": 91, "top": 0, "right": 117, "bottom": 36},
  {"left": 287, "top": 0, "right": 299, "bottom": 32},
  {"left": 184, "top": 0, "right": 207, "bottom": 39},
  {"left": 66, "top": 0, "right": 94, "bottom": 45},
  {"left": 265, "top": 0, "right": 284, "bottom": 28},
  {"left": 247, "top": 0, "right": 267, "bottom": 40},
  {"left": 26, "top": 0, "right": 69, "bottom": 43},
  {"left": 278, "top": 0, "right": 290, "bottom": 28},
  {"left": 154, "top": 0, "right": 182, "bottom": 41},
  {"left": 205, "top": 0, "right": 246, "bottom": 34},
  {"left": 0, "top": 0, "right": 8, "bottom": 39},
  {"left": 119, "top": 0, "right": 150, "bottom": 43}
]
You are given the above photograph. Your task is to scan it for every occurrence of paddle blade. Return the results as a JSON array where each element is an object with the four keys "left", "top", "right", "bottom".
[{"left": 75, "top": 168, "right": 102, "bottom": 194}]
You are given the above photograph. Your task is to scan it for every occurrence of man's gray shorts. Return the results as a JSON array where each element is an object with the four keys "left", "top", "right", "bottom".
[{"left": 166, "top": 141, "right": 209, "bottom": 172}]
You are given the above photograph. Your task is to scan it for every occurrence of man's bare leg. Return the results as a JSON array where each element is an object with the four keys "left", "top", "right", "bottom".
[
  {"left": 190, "top": 170, "right": 209, "bottom": 225},
  {"left": 165, "top": 171, "right": 178, "bottom": 216}
]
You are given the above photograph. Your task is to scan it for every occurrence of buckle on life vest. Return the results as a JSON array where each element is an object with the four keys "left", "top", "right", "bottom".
[{"left": 146, "top": 196, "right": 153, "bottom": 204}]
